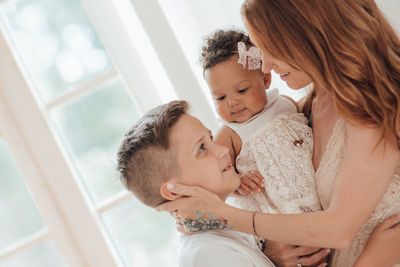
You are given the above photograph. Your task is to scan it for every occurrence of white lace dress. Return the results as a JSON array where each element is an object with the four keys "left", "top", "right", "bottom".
[
  {"left": 315, "top": 118, "right": 400, "bottom": 267},
  {"left": 226, "top": 89, "right": 321, "bottom": 218}
]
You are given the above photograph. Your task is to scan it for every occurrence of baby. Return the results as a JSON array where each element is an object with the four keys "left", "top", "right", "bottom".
[{"left": 200, "top": 29, "right": 321, "bottom": 230}]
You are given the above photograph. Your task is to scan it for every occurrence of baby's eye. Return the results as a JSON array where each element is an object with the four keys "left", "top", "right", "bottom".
[
  {"left": 215, "top": 95, "right": 226, "bottom": 101},
  {"left": 238, "top": 88, "right": 249, "bottom": 94}
]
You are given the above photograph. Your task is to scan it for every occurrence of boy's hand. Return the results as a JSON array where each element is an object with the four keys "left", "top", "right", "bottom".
[{"left": 237, "top": 170, "right": 264, "bottom": 195}]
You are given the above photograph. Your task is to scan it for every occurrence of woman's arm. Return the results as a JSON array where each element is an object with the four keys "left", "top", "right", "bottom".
[{"left": 158, "top": 124, "right": 399, "bottom": 248}]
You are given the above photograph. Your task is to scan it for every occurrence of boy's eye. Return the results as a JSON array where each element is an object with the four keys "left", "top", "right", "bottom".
[
  {"left": 238, "top": 88, "right": 249, "bottom": 94},
  {"left": 215, "top": 95, "right": 225, "bottom": 101},
  {"left": 199, "top": 143, "right": 206, "bottom": 153}
]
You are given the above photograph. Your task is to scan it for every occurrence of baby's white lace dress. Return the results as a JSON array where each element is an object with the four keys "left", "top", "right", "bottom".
[{"left": 226, "top": 89, "right": 321, "bottom": 221}]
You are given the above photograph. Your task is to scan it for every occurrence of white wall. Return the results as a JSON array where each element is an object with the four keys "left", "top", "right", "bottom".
[{"left": 376, "top": 0, "right": 400, "bottom": 32}]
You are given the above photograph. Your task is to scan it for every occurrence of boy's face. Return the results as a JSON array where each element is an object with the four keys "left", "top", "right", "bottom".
[
  {"left": 169, "top": 114, "right": 240, "bottom": 200},
  {"left": 204, "top": 55, "right": 270, "bottom": 123}
]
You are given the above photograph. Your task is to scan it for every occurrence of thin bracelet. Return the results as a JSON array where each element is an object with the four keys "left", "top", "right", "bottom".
[{"left": 252, "top": 211, "right": 260, "bottom": 237}]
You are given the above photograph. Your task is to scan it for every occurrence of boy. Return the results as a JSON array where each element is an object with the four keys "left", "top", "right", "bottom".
[{"left": 116, "top": 100, "right": 274, "bottom": 267}]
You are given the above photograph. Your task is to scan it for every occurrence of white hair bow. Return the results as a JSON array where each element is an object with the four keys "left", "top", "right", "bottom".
[{"left": 237, "top": 42, "right": 262, "bottom": 70}]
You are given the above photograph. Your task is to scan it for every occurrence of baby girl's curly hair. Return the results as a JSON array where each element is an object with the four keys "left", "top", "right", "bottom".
[{"left": 199, "top": 29, "right": 254, "bottom": 70}]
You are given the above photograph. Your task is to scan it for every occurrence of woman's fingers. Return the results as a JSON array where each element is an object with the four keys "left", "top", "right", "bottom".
[
  {"left": 156, "top": 196, "right": 191, "bottom": 212},
  {"left": 156, "top": 185, "right": 224, "bottom": 218},
  {"left": 378, "top": 214, "right": 400, "bottom": 230},
  {"left": 298, "top": 248, "right": 330, "bottom": 266},
  {"left": 165, "top": 183, "right": 206, "bottom": 197},
  {"left": 292, "top": 246, "right": 322, "bottom": 257}
]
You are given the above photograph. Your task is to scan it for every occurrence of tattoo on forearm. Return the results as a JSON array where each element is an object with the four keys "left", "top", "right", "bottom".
[{"left": 183, "top": 211, "right": 233, "bottom": 232}]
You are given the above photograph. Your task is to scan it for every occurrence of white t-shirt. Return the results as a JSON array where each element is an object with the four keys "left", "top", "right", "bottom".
[{"left": 178, "top": 231, "right": 275, "bottom": 267}]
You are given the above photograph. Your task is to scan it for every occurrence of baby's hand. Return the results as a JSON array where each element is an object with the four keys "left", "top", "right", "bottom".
[{"left": 237, "top": 170, "right": 265, "bottom": 195}]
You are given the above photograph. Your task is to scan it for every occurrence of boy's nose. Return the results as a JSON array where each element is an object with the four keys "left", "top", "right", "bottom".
[{"left": 211, "top": 142, "right": 229, "bottom": 159}]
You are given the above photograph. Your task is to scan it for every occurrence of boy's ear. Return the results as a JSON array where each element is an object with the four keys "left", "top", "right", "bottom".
[
  {"left": 160, "top": 181, "right": 182, "bottom": 200},
  {"left": 264, "top": 72, "right": 272, "bottom": 89}
]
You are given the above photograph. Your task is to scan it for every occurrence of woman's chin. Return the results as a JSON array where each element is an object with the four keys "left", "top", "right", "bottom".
[{"left": 287, "top": 80, "right": 313, "bottom": 90}]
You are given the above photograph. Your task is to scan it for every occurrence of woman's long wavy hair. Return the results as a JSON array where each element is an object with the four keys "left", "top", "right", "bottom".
[{"left": 242, "top": 0, "right": 400, "bottom": 147}]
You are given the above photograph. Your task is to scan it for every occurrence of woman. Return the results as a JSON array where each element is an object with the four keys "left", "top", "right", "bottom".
[{"left": 158, "top": 0, "right": 400, "bottom": 266}]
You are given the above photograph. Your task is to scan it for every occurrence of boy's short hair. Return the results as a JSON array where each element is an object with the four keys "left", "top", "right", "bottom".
[
  {"left": 199, "top": 28, "right": 254, "bottom": 70},
  {"left": 117, "top": 100, "right": 189, "bottom": 207}
]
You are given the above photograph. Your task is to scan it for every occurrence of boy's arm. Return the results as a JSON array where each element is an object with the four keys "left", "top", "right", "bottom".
[{"left": 215, "top": 126, "right": 241, "bottom": 167}]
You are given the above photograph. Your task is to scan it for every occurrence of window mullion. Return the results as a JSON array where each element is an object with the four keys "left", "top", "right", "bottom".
[
  {"left": 45, "top": 69, "right": 119, "bottom": 111},
  {"left": 96, "top": 190, "right": 133, "bottom": 214},
  {"left": 0, "top": 229, "right": 51, "bottom": 261}
]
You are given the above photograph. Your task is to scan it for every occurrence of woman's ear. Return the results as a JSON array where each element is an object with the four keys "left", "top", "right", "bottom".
[
  {"left": 160, "top": 181, "right": 182, "bottom": 200},
  {"left": 264, "top": 72, "right": 272, "bottom": 89}
]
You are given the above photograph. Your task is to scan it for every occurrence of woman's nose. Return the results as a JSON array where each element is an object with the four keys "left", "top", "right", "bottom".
[
  {"left": 261, "top": 51, "right": 274, "bottom": 73},
  {"left": 262, "top": 60, "right": 274, "bottom": 74}
]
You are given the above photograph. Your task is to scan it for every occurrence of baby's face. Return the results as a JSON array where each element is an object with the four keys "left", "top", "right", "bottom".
[
  {"left": 205, "top": 55, "right": 270, "bottom": 123},
  {"left": 169, "top": 114, "right": 240, "bottom": 200}
]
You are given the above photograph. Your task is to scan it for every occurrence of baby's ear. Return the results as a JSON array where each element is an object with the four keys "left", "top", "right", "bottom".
[
  {"left": 264, "top": 72, "right": 272, "bottom": 89},
  {"left": 160, "top": 181, "right": 182, "bottom": 200}
]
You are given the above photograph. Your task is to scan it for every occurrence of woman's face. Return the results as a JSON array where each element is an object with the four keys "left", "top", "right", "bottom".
[{"left": 247, "top": 27, "right": 312, "bottom": 90}]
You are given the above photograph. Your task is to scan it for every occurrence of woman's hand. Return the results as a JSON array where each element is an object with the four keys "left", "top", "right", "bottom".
[
  {"left": 263, "top": 239, "right": 330, "bottom": 267},
  {"left": 354, "top": 214, "right": 400, "bottom": 267},
  {"left": 157, "top": 183, "right": 233, "bottom": 232}
]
